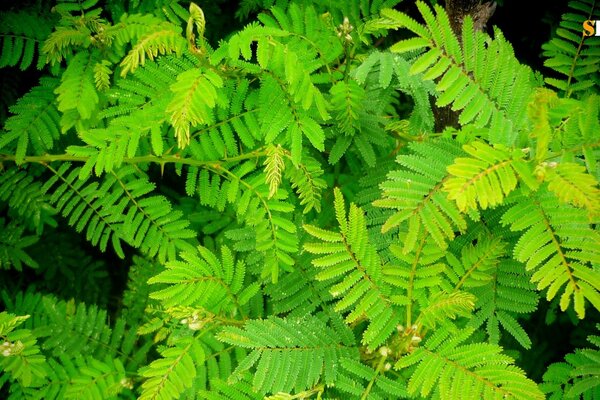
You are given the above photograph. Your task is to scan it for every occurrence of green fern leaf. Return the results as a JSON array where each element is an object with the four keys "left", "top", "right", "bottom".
[
  {"left": 416, "top": 291, "right": 475, "bottom": 328},
  {"left": 264, "top": 144, "right": 285, "bottom": 198},
  {"left": 501, "top": 189, "right": 600, "bottom": 318},
  {"left": 149, "top": 245, "right": 258, "bottom": 314},
  {"left": 64, "top": 356, "right": 127, "bottom": 400},
  {"left": 542, "top": 0, "right": 600, "bottom": 96},
  {"left": 304, "top": 188, "right": 401, "bottom": 349},
  {"left": 542, "top": 325, "right": 600, "bottom": 398},
  {"left": 330, "top": 80, "right": 365, "bottom": 136},
  {"left": 337, "top": 357, "right": 408, "bottom": 399},
  {"left": 386, "top": 2, "right": 537, "bottom": 146},
  {"left": 444, "top": 141, "right": 536, "bottom": 212},
  {"left": 139, "top": 336, "right": 205, "bottom": 400},
  {"left": 0, "top": 218, "right": 39, "bottom": 271},
  {"left": 1, "top": 78, "right": 61, "bottom": 163},
  {"left": 0, "top": 11, "right": 50, "bottom": 70},
  {"left": 55, "top": 50, "right": 100, "bottom": 120},
  {"left": 217, "top": 316, "right": 358, "bottom": 394},
  {"left": 0, "top": 312, "right": 47, "bottom": 387},
  {"left": 545, "top": 161, "right": 600, "bottom": 216},
  {"left": 119, "top": 23, "right": 186, "bottom": 77},
  {"left": 469, "top": 259, "right": 539, "bottom": 349},
  {"left": 167, "top": 68, "right": 224, "bottom": 148},
  {"left": 374, "top": 139, "right": 467, "bottom": 252},
  {"left": 395, "top": 328, "right": 544, "bottom": 400}
]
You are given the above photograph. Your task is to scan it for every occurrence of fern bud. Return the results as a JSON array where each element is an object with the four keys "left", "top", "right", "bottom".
[{"left": 120, "top": 378, "right": 134, "bottom": 390}]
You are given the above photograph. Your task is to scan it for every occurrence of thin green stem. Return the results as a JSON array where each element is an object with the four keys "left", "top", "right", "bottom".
[
  {"left": 360, "top": 352, "right": 388, "bottom": 400},
  {"left": 0, "top": 149, "right": 268, "bottom": 168}
]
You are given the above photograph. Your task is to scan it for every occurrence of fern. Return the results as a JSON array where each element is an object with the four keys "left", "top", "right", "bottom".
[
  {"left": 501, "top": 189, "right": 600, "bottom": 318},
  {"left": 304, "top": 188, "right": 402, "bottom": 349},
  {"left": 55, "top": 50, "right": 100, "bottom": 120},
  {"left": 167, "top": 67, "right": 224, "bottom": 148},
  {"left": 374, "top": 139, "right": 468, "bottom": 253},
  {"left": 148, "top": 245, "right": 259, "bottom": 315},
  {"left": 40, "top": 163, "right": 195, "bottom": 262},
  {"left": 468, "top": 259, "right": 539, "bottom": 349},
  {"left": 0, "top": 218, "right": 39, "bottom": 271},
  {"left": 542, "top": 325, "right": 600, "bottom": 399},
  {"left": 0, "top": 11, "right": 51, "bottom": 70},
  {"left": 217, "top": 316, "right": 358, "bottom": 394},
  {"left": 395, "top": 327, "right": 544, "bottom": 400},
  {"left": 1, "top": 1, "right": 599, "bottom": 399},
  {"left": 0, "top": 78, "right": 61, "bottom": 163},
  {"left": 0, "top": 312, "right": 46, "bottom": 388},
  {"left": 384, "top": 2, "right": 538, "bottom": 146},
  {"left": 542, "top": 0, "right": 600, "bottom": 96}
]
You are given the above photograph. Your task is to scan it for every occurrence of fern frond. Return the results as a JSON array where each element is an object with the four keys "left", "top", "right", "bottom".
[
  {"left": 501, "top": 189, "right": 600, "bottom": 318},
  {"left": 55, "top": 50, "right": 100, "bottom": 120},
  {"left": 0, "top": 166, "right": 57, "bottom": 234},
  {"left": 149, "top": 245, "right": 259, "bottom": 315},
  {"left": 304, "top": 188, "right": 401, "bottom": 349},
  {"left": 122, "top": 256, "right": 162, "bottom": 325},
  {"left": 0, "top": 11, "right": 50, "bottom": 70},
  {"left": 186, "top": 161, "right": 299, "bottom": 282},
  {"left": 198, "top": 373, "right": 262, "bottom": 399},
  {"left": 93, "top": 60, "right": 112, "bottom": 91},
  {"left": 0, "top": 312, "right": 47, "bottom": 387},
  {"left": 337, "top": 357, "right": 408, "bottom": 399},
  {"left": 1, "top": 77, "right": 61, "bottom": 163},
  {"left": 119, "top": 22, "right": 186, "bottom": 77},
  {"left": 217, "top": 316, "right": 358, "bottom": 394},
  {"left": 469, "top": 259, "right": 539, "bottom": 349},
  {"left": 1, "top": 291, "right": 143, "bottom": 394},
  {"left": 139, "top": 336, "right": 205, "bottom": 400},
  {"left": 374, "top": 139, "right": 467, "bottom": 252},
  {"left": 444, "top": 235, "right": 506, "bottom": 291},
  {"left": 384, "top": 235, "right": 448, "bottom": 328},
  {"left": 258, "top": 74, "right": 327, "bottom": 165},
  {"left": 443, "top": 141, "right": 537, "bottom": 212},
  {"left": 264, "top": 144, "right": 285, "bottom": 198},
  {"left": 545, "top": 161, "right": 600, "bottom": 216},
  {"left": 40, "top": 163, "right": 195, "bottom": 262},
  {"left": 0, "top": 218, "right": 39, "bottom": 271},
  {"left": 542, "top": 0, "right": 600, "bottom": 96},
  {"left": 395, "top": 328, "right": 544, "bottom": 400},
  {"left": 330, "top": 79, "right": 365, "bottom": 136},
  {"left": 416, "top": 291, "right": 475, "bottom": 328},
  {"left": 542, "top": 325, "right": 600, "bottom": 399},
  {"left": 386, "top": 2, "right": 537, "bottom": 146},
  {"left": 167, "top": 68, "right": 224, "bottom": 148},
  {"left": 64, "top": 356, "right": 128, "bottom": 400}
]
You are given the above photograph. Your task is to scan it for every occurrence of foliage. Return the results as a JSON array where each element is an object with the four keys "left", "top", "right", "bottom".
[{"left": 0, "top": 0, "right": 599, "bottom": 399}]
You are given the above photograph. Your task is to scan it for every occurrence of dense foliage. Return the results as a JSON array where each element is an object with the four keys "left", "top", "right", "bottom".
[{"left": 0, "top": 0, "right": 599, "bottom": 398}]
